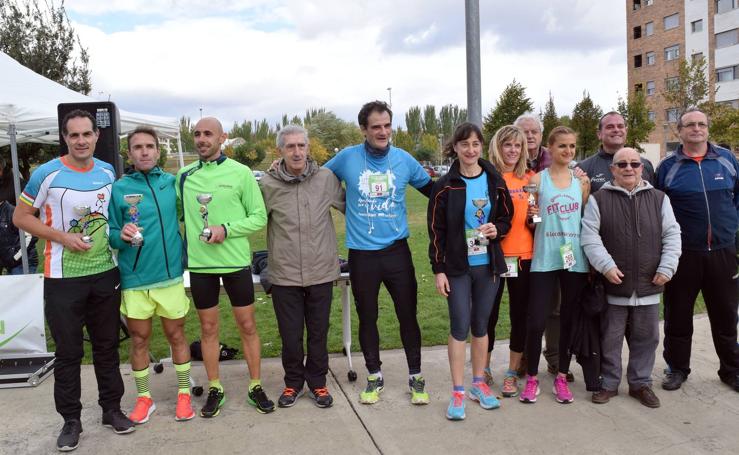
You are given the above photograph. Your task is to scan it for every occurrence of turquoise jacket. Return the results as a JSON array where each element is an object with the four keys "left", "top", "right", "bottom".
[{"left": 109, "top": 167, "right": 184, "bottom": 289}]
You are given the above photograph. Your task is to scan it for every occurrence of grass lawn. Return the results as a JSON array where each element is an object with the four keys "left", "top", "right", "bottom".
[{"left": 42, "top": 187, "right": 706, "bottom": 364}]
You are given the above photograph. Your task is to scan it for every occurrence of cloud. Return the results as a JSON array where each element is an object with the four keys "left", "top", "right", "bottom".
[{"left": 66, "top": 0, "right": 627, "bottom": 130}]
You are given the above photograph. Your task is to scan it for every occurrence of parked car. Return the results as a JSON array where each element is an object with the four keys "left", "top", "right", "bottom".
[
  {"left": 433, "top": 165, "right": 449, "bottom": 176},
  {"left": 253, "top": 170, "right": 265, "bottom": 181},
  {"left": 423, "top": 165, "right": 436, "bottom": 178}
]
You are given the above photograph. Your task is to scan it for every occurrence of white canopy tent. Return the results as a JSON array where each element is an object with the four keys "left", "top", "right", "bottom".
[{"left": 0, "top": 51, "right": 184, "bottom": 271}]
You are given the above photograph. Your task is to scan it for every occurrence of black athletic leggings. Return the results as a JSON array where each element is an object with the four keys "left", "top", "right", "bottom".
[
  {"left": 525, "top": 269, "right": 588, "bottom": 376},
  {"left": 488, "top": 259, "right": 531, "bottom": 354},
  {"left": 349, "top": 239, "right": 422, "bottom": 375}
]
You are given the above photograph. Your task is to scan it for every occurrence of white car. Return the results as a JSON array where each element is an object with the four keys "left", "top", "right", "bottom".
[{"left": 252, "top": 170, "right": 265, "bottom": 181}]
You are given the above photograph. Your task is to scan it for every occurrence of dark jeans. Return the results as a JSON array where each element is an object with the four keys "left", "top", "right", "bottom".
[
  {"left": 44, "top": 268, "right": 124, "bottom": 421},
  {"left": 663, "top": 248, "right": 739, "bottom": 380},
  {"left": 349, "top": 239, "right": 422, "bottom": 375},
  {"left": 488, "top": 259, "right": 530, "bottom": 353},
  {"left": 271, "top": 282, "right": 333, "bottom": 390},
  {"left": 525, "top": 270, "right": 588, "bottom": 376}
]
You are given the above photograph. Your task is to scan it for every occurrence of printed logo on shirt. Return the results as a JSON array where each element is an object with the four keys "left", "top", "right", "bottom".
[
  {"left": 357, "top": 170, "right": 398, "bottom": 219},
  {"left": 545, "top": 193, "right": 579, "bottom": 221},
  {"left": 714, "top": 174, "right": 724, "bottom": 181},
  {"left": 590, "top": 173, "right": 607, "bottom": 185}
]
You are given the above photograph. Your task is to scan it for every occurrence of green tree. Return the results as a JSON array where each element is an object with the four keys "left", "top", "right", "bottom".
[
  {"left": 392, "top": 127, "right": 415, "bottom": 153},
  {"left": 306, "top": 111, "right": 362, "bottom": 154},
  {"left": 0, "top": 0, "right": 92, "bottom": 178},
  {"left": 483, "top": 79, "right": 533, "bottom": 142},
  {"left": 570, "top": 91, "right": 603, "bottom": 159},
  {"left": 231, "top": 141, "right": 266, "bottom": 168},
  {"left": 542, "top": 92, "right": 559, "bottom": 140},
  {"left": 558, "top": 115, "right": 572, "bottom": 127},
  {"left": 415, "top": 133, "right": 440, "bottom": 163},
  {"left": 439, "top": 104, "right": 467, "bottom": 141},
  {"left": 405, "top": 106, "right": 423, "bottom": 141},
  {"left": 617, "top": 90, "right": 655, "bottom": 151},
  {"left": 661, "top": 56, "right": 709, "bottom": 112},
  {"left": 705, "top": 102, "right": 739, "bottom": 149},
  {"left": 179, "top": 116, "right": 195, "bottom": 153},
  {"left": 422, "top": 105, "right": 439, "bottom": 136}
]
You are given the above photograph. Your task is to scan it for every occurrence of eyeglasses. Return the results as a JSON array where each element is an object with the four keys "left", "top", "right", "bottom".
[
  {"left": 682, "top": 122, "right": 708, "bottom": 129},
  {"left": 614, "top": 161, "right": 642, "bottom": 169}
]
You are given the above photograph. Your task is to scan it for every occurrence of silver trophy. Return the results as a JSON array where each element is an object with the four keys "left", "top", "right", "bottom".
[
  {"left": 523, "top": 183, "right": 542, "bottom": 224},
  {"left": 472, "top": 198, "right": 489, "bottom": 246},
  {"left": 197, "top": 194, "right": 213, "bottom": 241},
  {"left": 73, "top": 205, "right": 93, "bottom": 243},
  {"left": 123, "top": 194, "right": 144, "bottom": 247}
]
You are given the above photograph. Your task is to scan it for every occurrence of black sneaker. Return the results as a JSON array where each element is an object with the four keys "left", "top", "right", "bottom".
[
  {"left": 720, "top": 374, "right": 739, "bottom": 393},
  {"left": 310, "top": 387, "right": 334, "bottom": 408},
  {"left": 247, "top": 385, "right": 275, "bottom": 414},
  {"left": 57, "top": 419, "right": 82, "bottom": 452},
  {"left": 200, "top": 387, "right": 226, "bottom": 418},
  {"left": 662, "top": 370, "right": 687, "bottom": 391},
  {"left": 277, "top": 387, "right": 303, "bottom": 408},
  {"left": 101, "top": 409, "right": 135, "bottom": 434}
]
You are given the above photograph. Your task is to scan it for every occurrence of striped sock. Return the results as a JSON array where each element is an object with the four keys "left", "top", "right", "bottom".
[
  {"left": 133, "top": 367, "right": 151, "bottom": 398},
  {"left": 248, "top": 379, "right": 261, "bottom": 392},
  {"left": 209, "top": 378, "right": 224, "bottom": 392},
  {"left": 174, "top": 361, "right": 191, "bottom": 395}
]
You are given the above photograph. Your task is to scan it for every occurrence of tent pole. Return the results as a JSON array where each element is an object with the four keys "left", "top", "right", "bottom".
[
  {"left": 176, "top": 130, "right": 185, "bottom": 169},
  {"left": 9, "top": 123, "right": 30, "bottom": 274}
]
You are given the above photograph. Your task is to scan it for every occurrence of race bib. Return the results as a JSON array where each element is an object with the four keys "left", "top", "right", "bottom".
[
  {"left": 368, "top": 174, "right": 390, "bottom": 198},
  {"left": 466, "top": 229, "right": 487, "bottom": 256},
  {"left": 501, "top": 257, "right": 519, "bottom": 277},
  {"left": 560, "top": 243, "right": 576, "bottom": 269}
]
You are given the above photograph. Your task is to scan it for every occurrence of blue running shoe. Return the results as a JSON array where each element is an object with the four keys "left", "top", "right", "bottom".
[
  {"left": 446, "top": 391, "right": 466, "bottom": 421},
  {"left": 468, "top": 382, "right": 501, "bottom": 409}
]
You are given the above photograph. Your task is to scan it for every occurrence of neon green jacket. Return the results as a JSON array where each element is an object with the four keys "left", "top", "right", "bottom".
[{"left": 176, "top": 155, "right": 266, "bottom": 274}]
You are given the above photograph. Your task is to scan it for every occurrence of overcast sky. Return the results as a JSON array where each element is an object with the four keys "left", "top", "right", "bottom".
[{"left": 65, "top": 0, "right": 628, "bottom": 130}]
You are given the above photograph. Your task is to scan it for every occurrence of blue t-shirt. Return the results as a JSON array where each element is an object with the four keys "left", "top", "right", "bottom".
[
  {"left": 461, "top": 173, "right": 491, "bottom": 266},
  {"left": 325, "top": 143, "right": 431, "bottom": 250}
]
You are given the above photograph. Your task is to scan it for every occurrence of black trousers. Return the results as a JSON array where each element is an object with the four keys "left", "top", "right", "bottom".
[
  {"left": 44, "top": 268, "right": 124, "bottom": 421},
  {"left": 271, "top": 282, "right": 333, "bottom": 390},
  {"left": 349, "top": 239, "right": 422, "bottom": 375},
  {"left": 525, "top": 270, "right": 588, "bottom": 376},
  {"left": 663, "top": 247, "right": 739, "bottom": 380},
  {"left": 488, "top": 259, "right": 531, "bottom": 354}
]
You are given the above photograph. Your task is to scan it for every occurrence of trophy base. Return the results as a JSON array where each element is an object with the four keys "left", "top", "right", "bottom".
[
  {"left": 199, "top": 230, "right": 212, "bottom": 242},
  {"left": 532, "top": 216, "right": 542, "bottom": 224},
  {"left": 131, "top": 237, "right": 144, "bottom": 247},
  {"left": 81, "top": 236, "right": 93, "bottom": 244}
]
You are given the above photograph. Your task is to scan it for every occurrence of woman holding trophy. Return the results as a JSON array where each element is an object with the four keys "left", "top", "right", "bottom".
[
  {"left": 484, "top": 125, "right": 536, "bottom": 398},
  {"left": 519, "top": 126, "right": 590, "bottom": 405},
  {"left": 427, "top": 122, "right": 513, "bottom": 420}
]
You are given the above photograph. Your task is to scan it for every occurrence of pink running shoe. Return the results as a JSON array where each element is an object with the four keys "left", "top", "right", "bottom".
[
  {"left": 553, "top": 375, "right": 574, "bottom": 403},
  {"left": 519, "top": 376, "right": 540, "bottom": 403}
]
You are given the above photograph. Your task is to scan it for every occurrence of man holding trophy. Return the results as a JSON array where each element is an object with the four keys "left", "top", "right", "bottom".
[
  {"left": 14, "top": 110, "right": 134, "bottom": 451},
  {"left": 109, "top": 126, "right": 195, "bottom": 424},
  {"left": 176, "top": 117, "right": 272, "bottom": 417}
]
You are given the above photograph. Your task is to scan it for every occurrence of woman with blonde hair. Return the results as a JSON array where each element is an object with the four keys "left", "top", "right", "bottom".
[{"left": 484, "top": 125, "right": 535, "bottom": 398}]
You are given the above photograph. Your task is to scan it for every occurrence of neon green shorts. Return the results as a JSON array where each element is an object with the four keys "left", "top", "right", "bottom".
[{"left": 121, "top": 282, "right": 190, "bottom": 320}]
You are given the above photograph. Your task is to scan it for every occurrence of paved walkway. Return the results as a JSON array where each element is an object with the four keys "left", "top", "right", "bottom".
[{"left": 1, "top": 315, "right": 737, "bottom": 455}]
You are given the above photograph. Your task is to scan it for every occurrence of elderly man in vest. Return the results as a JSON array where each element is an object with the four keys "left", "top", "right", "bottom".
[{"left": 581, "top": 147, "right": 681, "bottom": 408}]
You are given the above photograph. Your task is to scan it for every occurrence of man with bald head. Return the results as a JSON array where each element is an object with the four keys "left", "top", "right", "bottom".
[
  {"left": 176, "top": 117, "right": 273, "bottom": 417},
  {"left": 582, "top": 147, "right": 681, "bottom": 407}
]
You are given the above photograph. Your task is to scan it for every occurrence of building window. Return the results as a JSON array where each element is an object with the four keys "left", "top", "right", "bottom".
[
  {"left": 645, "top": 0, "right": 653, "bottom": 5},
  {"left": 633, "top": 0, "right": 641, "bottom": 10},
  {"left": 716, "top": 29, "right": 739, "bottom": 49},
  {"left": 665, "top": 77, "right": 679, "bottom": 91},
  {"left": 634, "top": 54, "right": 643, "bottom": 68},
  {"left": 648, "top": 111, "right": 656, "bottom": 122},
  {"left": 691, "top": 20, "right": 703, "bottom": 33},
  {"left": 646, "top": 81, "right": 656, "bottom": 95},
  {"left": 645, "top": 21, "right": 654, "bottom": 36},
  {"left": 664, "top": 13, "right": 680, "bottom": 30},
  {"left": 692, "top": 52, "right": 704, "bottom": 63},
  {"left": 666, "top": 108, "right": 680, "bottom": 123},
  {"left": 635, "top": 83, "right": 644, "bottom": 92},
  {"left": 717, "top": 65, "right": 738, "bottom": 82},
  {"left": 665, "top": 45, "right": 680, "bottom": 61},
  {"left": 634, "top": 26, "right": 642, "bottom": 39},
  {"left": 716, "top": 0, "right": 738, "bottom": 14},
  {"left": 646, "top": 51, "right": 656, "bottom": 65}
]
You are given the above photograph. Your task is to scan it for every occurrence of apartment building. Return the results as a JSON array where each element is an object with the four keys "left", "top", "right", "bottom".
[{"left": 627, "top": 0, "right": 739, "bottom": 156}]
